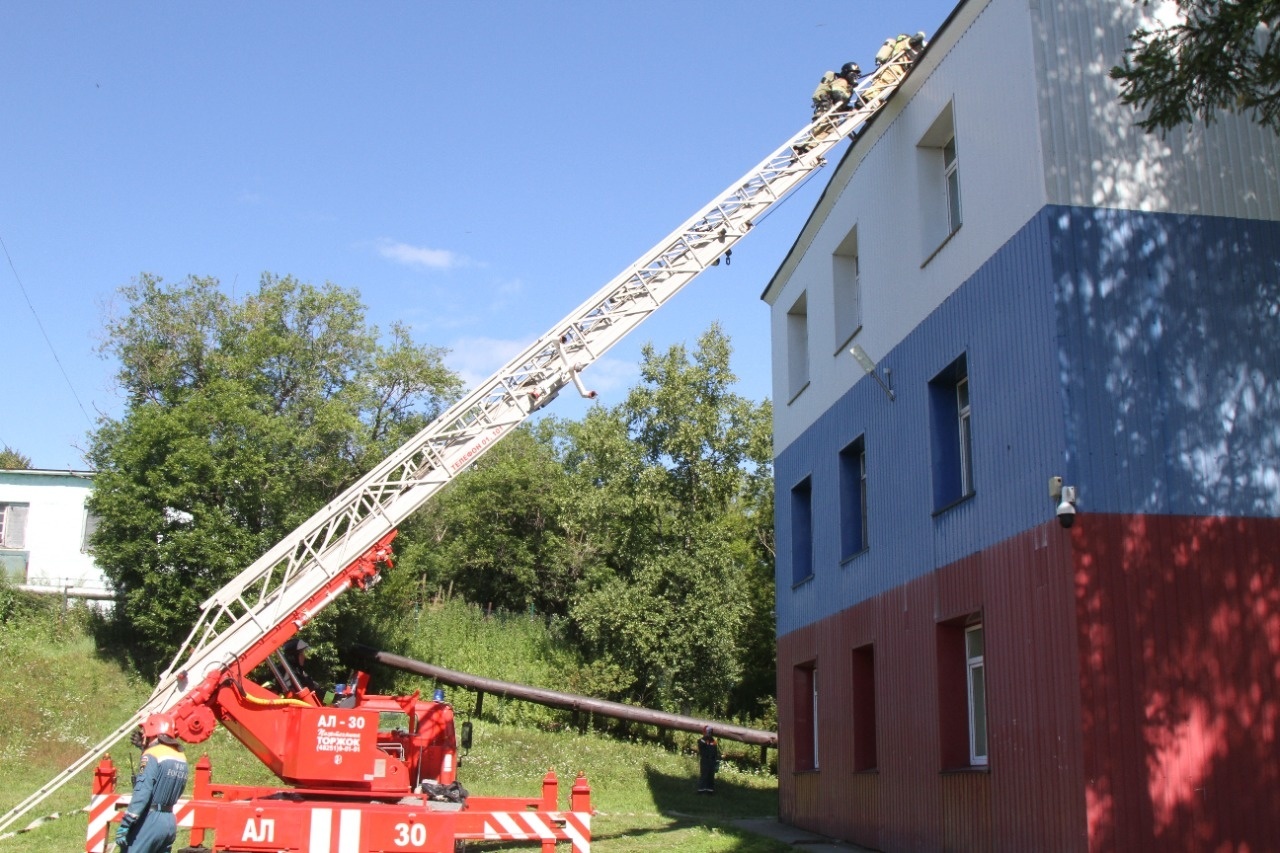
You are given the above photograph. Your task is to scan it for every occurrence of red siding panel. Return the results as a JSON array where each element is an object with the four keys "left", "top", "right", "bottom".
[
  {"left": 1075, "top": 514, "right": 1280, "bottom": 852},
  {"left": 779, "top": 514, "right": 1280, "bottom": 851},
  {"left": 779, "top": 522, "right": 1085, "bottom": 851}
]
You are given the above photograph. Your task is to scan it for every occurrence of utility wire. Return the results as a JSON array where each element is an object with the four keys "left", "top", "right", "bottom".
[{"left": 0, "top": 232, "right": 93, "bottom": 426}]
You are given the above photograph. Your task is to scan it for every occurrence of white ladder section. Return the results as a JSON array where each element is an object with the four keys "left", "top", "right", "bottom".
[{"left": 0, "top": 47, "right": 920, "bottom": 838}]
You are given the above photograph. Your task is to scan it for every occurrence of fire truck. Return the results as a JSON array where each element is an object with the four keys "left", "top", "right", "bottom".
[{"left": 0, "top": 39, "right": 922, "bottom": 853}]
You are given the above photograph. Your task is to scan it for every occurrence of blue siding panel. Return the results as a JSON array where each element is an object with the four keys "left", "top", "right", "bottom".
[
  {"left": 776, "top": 209, "right": 1065, "bottom": 637},
  {"left": 1051, "top": 207, "right": 1280, "bottom": 520}
]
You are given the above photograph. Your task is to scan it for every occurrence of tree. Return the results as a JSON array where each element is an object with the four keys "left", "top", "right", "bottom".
[
  {"left": 0, "top": 446, "right": 31, "bottom": 469},
  {"left": 1111, "top": 0, "right": 1280, "bottom": 135},
  {"left": 394, "top": 422, "right": 578, "bottom": 617},
  {"left": 88, "top": 273, "right": 462, "bottom": 676},
  {"left": 565, "top": 325, "right": 774, "bottom": 715}
]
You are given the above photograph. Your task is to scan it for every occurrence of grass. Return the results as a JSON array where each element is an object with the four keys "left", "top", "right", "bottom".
[{"left": 0, "top": 590, "right": 789, "bottom": 853}]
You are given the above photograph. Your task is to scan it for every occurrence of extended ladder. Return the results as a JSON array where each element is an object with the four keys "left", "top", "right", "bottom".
[{"left": 0, "top": 45, "right": 922, "bottom": 837}]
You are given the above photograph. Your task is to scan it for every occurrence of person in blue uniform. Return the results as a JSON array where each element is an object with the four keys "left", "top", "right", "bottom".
[
  {"left": 116, "top": 714, "right": 188, "bottom": 853},
  {"left": 697, "top": 726, "right": 720, "bottom": 794}
]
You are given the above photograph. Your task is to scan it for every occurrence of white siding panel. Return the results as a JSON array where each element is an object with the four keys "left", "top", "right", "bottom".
[
  {"left": 772, "top": 0, "right": 1047, "bottom": 451},
  {"left": 1033, "top": 0, "right": 1280, "bottom": 218}
]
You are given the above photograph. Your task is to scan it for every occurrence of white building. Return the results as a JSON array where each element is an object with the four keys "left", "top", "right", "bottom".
[{"left": 0, "top": 468, "right": 111, "bottom": 601}]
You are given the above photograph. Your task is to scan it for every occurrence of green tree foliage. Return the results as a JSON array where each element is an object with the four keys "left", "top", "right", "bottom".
[
  {"left": 396, "top": 422, "right": 578, "bottom": 616},
  {"left": 0, "top": 446, "right": 31, "bottom": 469},
  {"left": 390, "top": 324, "right": 775, "bottom": 719},
  {"left": 88, "top": 273, "right": 462, "bottom": 676},
  {"left": 1111, "top": 0, "right": 1280, "bottom": 134},
  {"left": 565, "top": 325, "right": 774, "bottom": 716}
]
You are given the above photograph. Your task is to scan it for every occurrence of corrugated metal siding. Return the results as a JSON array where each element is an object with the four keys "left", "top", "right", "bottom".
[
  {"left": 1075, "top": 513, "right": 1280, "bottom": 851},
  {"left": 775, "top": 208, "right": 1065, "bottom": 637},
  {"left": 778, "top": 522, "right": 1086, "bottom": 852},
  {"left": 777, "top": 205, "right": 1280, "bottom": 637},
  {"left": 1050, "top": 207, "right": 1280, "bottom": 519},
  {"left": 770, "top": 0, "right": 1046, "bottom": 452},
  {"left": 1032, "top": 0, "right": 1280, "bottom": 220}
]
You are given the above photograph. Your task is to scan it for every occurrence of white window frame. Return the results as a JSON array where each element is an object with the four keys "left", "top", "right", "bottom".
[
  {"left": 943, "top": 136, "right": 961, "bottom": 234},
  {"left": 958, "top": 376, "right": 974, "bottom": 497},
  {"left": 965, "top": 623, "right": 988, "bottom": 766}
]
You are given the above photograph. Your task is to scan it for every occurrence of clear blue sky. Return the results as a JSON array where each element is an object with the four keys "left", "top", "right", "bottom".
[{"left": 2, "top": 1, "right": 957, "bottom": 470}]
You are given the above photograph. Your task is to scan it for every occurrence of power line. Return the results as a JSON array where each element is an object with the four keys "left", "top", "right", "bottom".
[{"left": 0, "top": 232, "right": 93, "bottom": 426}]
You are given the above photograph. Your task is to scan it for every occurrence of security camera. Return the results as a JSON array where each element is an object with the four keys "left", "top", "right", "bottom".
[{"left": 1056, "top": 485, "right": 1078, "bottom": 529}]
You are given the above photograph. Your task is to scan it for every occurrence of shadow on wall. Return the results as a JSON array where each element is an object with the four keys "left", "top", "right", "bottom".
[
  {"left": 1054, "top": 207, "right": 1280, "bottom": 518},
  {"left": 1074, "top": 514, "right": 1280, "bottom": 850},
  {"left": 1055, "top": 206, "right": 1280, "bottom": 849}
]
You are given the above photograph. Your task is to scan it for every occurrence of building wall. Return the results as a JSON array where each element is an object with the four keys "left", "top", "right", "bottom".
[
  {"left": 0, "top": 470, "right": 108, "bottom": 596},
  {"left": 1074, "top": 513, "right": 1280, "bottom": 851},
  {"left": 767, "top": 0, "right": 1280, "bottom": 847},
  {"left": 773, "top": 209, "right": 1065, "bottom": 636},
  {"left": 1052, "top": 207, "right": 1280, "bottom": 520},
  {"left": 773, "top": 204, "right": 1280, "bottom": 849},
  {"left": 1031, "top": 1, "right": 1280, "bottom": 218},
  {"left": 778, "top": 522, "right": 1085, "bottom": 852}
]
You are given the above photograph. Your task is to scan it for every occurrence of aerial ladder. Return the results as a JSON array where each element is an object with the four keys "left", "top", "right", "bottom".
[{"left": 0, "top": 41, "right": 923, "bottom": 853}]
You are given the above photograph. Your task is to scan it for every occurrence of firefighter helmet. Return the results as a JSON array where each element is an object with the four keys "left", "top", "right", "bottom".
[
  {"left": 840, "top": 62, "right": 861, "bottom": 78},
  {"left": 141, "top": 713, "right": 174, "bottom": 741}
]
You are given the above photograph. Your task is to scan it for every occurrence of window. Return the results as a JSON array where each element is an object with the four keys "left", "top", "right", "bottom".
[
  {"left": 786, "top": 292, "right": 810, "bottom": 401},
  {"left": 937, "top": 615, "right": 987, "bottom": 769},
  {"left": 917, "top": 102, "right": 961, "bottom": 259},
  {"left": 790, "top": 476, "right": 814, "bottom": 585},
  {"left": 0, "top": 502, "right": 29, "bottom": 549},
  {"left": 81, "top": 508, "right": 102, "bottom": 554},
  {"left": 833, "top": 225, "right": 861, "bottom": 351},
  {"left": 839, "top": 437, "right": 868, "bottom": 560},
  {"left": 966, "top": 624, "right": 988, "bottom": 765},
  {"left": 957, "top": 375, "right": 974, "bottom": 497},
  {"left": 929, "top": 354, "right": 974, "bottom": 511},
  {"left": 793, "top": 662, "right": 819, "bottom": 771},
  {"left": 943, "top": 137, "right": 962, "bottom": 234},
  {"left": 0, "top": 503, "right": 29, "bottom": 583},
  {"left": 851, "top": 644, "right": 878, "bottom": 771}
]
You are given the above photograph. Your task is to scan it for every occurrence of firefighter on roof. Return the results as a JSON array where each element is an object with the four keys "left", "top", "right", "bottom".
[{"left": 116, "top": 714, "right": 188, "bottom": 853}]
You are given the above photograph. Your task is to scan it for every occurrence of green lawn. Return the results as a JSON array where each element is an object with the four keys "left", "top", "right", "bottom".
[{"left": 0, "top": 601, "right": 788, "bottom": 853}]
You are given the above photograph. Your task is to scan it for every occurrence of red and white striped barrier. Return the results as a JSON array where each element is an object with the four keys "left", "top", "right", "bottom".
[
  {"left": 482, "top": 811, "right": 591, "bottom": 852},
  {"left": 85, "top": 794, "right": 193, "bottom": 853}
]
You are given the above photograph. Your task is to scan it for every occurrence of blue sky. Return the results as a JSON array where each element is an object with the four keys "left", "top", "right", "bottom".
[{"left": 2, "top": 1, "right": 957, "bottom": 470}]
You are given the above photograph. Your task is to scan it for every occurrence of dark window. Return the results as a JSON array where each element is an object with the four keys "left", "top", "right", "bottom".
[
  {"left": 791, "top": 477, "right": 814, "bottom": 585},
  {"left": 851, "top": 644, "right": 878, "bottom": 771},
  {"left": 928, "top": 354, "right": 973, "bottom": 510},
  {"left": 839, "top": 437, "right": 868, "bottom": 559},
  {"left": 793, "top": 662, "right": 819, "bottom": 771}
]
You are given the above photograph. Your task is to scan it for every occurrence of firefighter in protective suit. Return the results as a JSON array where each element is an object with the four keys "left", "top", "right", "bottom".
[{"left": 116, "top": 714, "right": 188, "bottom": 853}]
